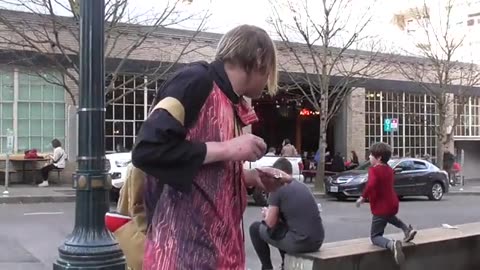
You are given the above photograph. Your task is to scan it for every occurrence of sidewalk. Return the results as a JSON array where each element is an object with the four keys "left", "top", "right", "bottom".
[
  {"left": 307, "top": 181, "right": 480, "bottom": 199},
  {"left": 448, "top": 184, "right": 480, "bottom": 195},
  {"left": 0, "top": 180, "right": 479, "bottom": 204},
  {"left": 0, "top": 184, "right": 75, "bottom": 204}
]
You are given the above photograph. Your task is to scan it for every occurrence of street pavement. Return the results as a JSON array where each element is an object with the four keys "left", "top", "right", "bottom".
[
  {"left": 0, "top": 195, "right": 479, "bottom": 270},
  {"left": 2, "top": 180, "right": 480, "bottom": 204}
]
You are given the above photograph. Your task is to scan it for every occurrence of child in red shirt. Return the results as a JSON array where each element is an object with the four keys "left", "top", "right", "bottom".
[{"left": 356, "top": 142, "right": 417, "bottom": 265}]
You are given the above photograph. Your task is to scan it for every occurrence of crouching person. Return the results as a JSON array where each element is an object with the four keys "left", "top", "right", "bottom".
[{"left": 249, "top": 158, "right": 324, "bottom": 270}]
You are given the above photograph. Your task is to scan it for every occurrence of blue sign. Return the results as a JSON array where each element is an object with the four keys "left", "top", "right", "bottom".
[{"left": 384, "top": 118, "right": 391, "bottom": 132}]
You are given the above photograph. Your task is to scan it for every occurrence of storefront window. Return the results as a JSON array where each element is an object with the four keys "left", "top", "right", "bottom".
[
  {"left": 105, "top": 74, "right": 161, "bottom": 153},
  {"left": 365, "top": 90, "right": 436, "bottom": 160},
  {"left": 0, "top": 69, "right": 65, "bottom": 154}
]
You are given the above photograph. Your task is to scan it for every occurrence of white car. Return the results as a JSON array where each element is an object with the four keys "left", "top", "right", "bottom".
[
  {"left": 106, "top": 152, "right": 131, "bottom": 200},
  {"left": 106, "top": 152, "right": 305, "bottom": 205},
  {"left": 244, "top": 155, "right": 305, "bottom": 206},
  {"left": 243, "top": 155, "right": 304, "bottom": 183}
]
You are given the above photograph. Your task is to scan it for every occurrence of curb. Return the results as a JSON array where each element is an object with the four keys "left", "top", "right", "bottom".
[
  {"left": 446, "top": 191, "right": 480, "bottom": 196},
  {"left": 312, "top": 191, "right": 480, "bottom": 200},
  {"left": 313, "top": 193, "right": 330, "bottom": 199},
  {"left": 0, "top": 195, "right": 76, "bottom": 204}
]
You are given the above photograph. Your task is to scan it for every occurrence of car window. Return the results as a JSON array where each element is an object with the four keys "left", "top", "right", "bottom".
[
  {"left": 356, "top": 161, "right": 371, "bottom": 170},
  {"left": 355, "top": 159, "right": 399, "bottom": 170},
  {"left": 388, "top": 159, "right": 400, "bottom": 168},
  {"left": 396, "top": 160, "right": 414, "bottom": 171},
  {"left": 413, "top": 161, "right": 428, "bottom": 170}
]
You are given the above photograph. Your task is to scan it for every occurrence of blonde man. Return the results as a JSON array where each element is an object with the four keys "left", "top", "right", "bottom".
[{"left": 132, "top": 25, "right": 289, "bottom": 269}]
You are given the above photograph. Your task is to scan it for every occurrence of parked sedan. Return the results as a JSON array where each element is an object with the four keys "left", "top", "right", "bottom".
[{"left": 325, "top": 158, "right": 449, "bottom": 201}]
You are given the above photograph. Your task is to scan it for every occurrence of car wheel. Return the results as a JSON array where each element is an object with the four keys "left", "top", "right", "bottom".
[
  {"left": 428, "top": 182, "right": 444, "bottom": 201},
  {"left": 252, "top": 188, "right": 268, "bottom": 206}
]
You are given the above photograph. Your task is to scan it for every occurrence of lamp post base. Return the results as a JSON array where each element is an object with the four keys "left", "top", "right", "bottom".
[
  {"left": 54, "top": 244, "right": 125, "bottom": 270},
  {"left": 53, "top": 187, "right": 125, "bottom": 270}
]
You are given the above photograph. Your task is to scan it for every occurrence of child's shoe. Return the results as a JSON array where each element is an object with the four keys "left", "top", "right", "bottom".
[
  {"left": 389, "top": 240, "right": 405, "bottom": 265},
  {"left": 403, "top": 225, "right": 417, "bottom": 243}
]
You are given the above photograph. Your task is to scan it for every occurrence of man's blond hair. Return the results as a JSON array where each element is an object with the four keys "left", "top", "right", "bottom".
[{"left": 215, "top": 25, "right": 278, "bottom": 95}]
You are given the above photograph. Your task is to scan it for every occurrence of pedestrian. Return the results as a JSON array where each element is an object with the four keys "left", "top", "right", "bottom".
[
  {"left": 443, "top": 151, "right": 455, "bottom": 182},
  {"left": 351, "top": 150, "right": 359, "bottom": 166},
  {"left": 281, "top": 139, "right": 298, "bottom": 156},
  {"left": 38, "top": 138, "right": 66, "bottom": 187},
  {"left": 331, "top": 152, "right": 346, "bottom": 172},
  {"left": 356, "top": 142, "right": 417, "bottom": 265},
  {"left": 132, "top": 25, "right": 291, "bottom": 270},
  {"left": 422, "top": 154, "right": 431, "bottom": 163},
  {"left": 266, "top": 147, "right": 277, "bottom": 156},
  {"left": 250, "top": 158, "right": 324, "bottom": 270}
]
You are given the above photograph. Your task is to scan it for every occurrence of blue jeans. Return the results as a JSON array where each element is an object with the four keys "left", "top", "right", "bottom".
[
  {"left": 370, "top": 215, "right": 408, "bottom": 248},
  {"left": 249, "top": 221, "right": 323, "bottom": 270}
]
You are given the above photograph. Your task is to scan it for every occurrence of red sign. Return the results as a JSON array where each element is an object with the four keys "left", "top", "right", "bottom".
[{"left": 391, "top": 118, "right": 398, "bottom": 130}]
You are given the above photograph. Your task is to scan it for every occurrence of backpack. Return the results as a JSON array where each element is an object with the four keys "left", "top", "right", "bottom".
[
  {"left": 24, "top": 149, "right": 41, "bottom": 159},
  {"left": 106, "top": 164, "right": 146, "bottom": 270}
]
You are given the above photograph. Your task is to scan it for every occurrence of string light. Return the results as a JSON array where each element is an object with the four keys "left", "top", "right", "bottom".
[{"left": 299, "top": 108, "right": 320, "bottom": 116}]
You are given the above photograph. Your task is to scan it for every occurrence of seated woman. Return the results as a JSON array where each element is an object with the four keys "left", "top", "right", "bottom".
[{"left": 38, "top": 139, "right": 66, "bottom": 187}]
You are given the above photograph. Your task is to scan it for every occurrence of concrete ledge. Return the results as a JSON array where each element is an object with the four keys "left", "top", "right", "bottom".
[{"left": 285, "top": 222, "right": 480, "bottom": 270}]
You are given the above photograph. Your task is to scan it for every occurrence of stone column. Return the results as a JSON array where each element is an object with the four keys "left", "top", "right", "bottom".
[
  {"left": 64, "top": 68, "right": 79, "bottom": 162},
  {"left": 346, "top": 88, "right": 366, "bottom": 160},
  {"left": 445, "top": 93, "right": 455, "bottom": 152}
]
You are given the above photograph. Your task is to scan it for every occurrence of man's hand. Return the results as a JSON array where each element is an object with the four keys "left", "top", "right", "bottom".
[
  {"left": 224, "top": 134, "right": 267, "bottom": 162},
  {"left": 261, "top": 207, "right": 268, "bottom": 218},
  {"left": 256, "top": 167, "right": 292, "bottom": 192},
  {"left": 355, "top": 196, "right": 365, "bottom": 208},
  {"left": 245, "top": 167, "right": 292, "bottom": 192}
]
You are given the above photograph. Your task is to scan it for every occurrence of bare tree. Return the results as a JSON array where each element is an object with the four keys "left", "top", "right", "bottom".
[
  {"left": 269, "top": 0, "right": 385, "bottom": 192},
  {"left": 394, "top": 0, "right": 480, "bottom": 168},
  {"left": 0, "top": 0, "right": 209, "bottom": 106}
]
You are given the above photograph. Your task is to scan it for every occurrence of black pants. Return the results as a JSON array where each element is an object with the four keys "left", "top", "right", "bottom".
[
  {"left": 249, "top": 221, "right": 322, "bottom": 270},
  {"left": 41, "top": 164, "right": 58, "bottom": 181}
]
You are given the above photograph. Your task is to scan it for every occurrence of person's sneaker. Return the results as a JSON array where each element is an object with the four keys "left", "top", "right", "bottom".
[
  {"left": 38, "top": 181, "right": 49, "bottom": 187},
  {"left": 404, "top": 225, "right": 417, "bottom": 243},
  {"left": 390, "top": 240, "right": 405, "bottom": 265}
]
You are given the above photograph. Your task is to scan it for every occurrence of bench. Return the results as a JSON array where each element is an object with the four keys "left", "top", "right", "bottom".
[
  {"left": 51, "top": 168, "right": 64, "bottom": 182},
  {"left": 0, "top": 167, "right": 17, "bottom": 179},
  {"left": 285, "top": 222, "right": 480, "bottom": 270}
]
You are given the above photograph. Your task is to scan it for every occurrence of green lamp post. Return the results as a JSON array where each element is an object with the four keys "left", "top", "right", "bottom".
[{"left": 53, "top": 0, "right": 126, "bottom": 268}]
